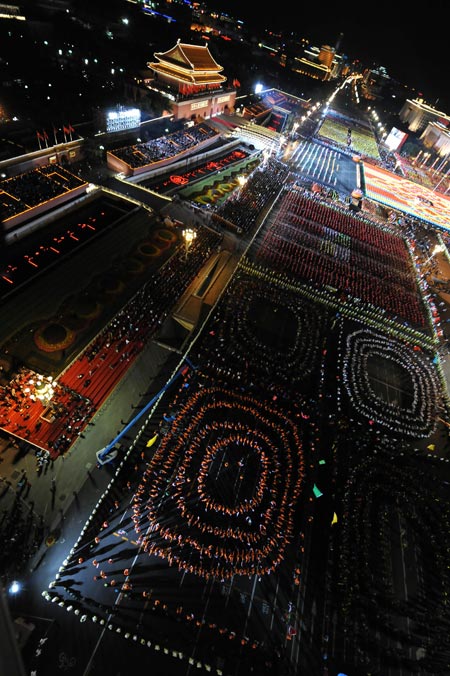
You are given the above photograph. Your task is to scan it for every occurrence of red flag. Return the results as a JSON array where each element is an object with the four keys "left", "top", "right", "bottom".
[
  {"left": 68, "top": 123, "right": 75, "bottom": 133},
  {"left": 36, "top": 131, "right": 44, "bottom": 141},
  {"left": 63, "top": 125, "right": 70, "bottom": 135},
  {"left": 43, "top": 130, "right": 49, "bottom": 140}
]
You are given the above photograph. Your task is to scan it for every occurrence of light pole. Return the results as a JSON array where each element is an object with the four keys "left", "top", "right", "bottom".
[
  {"left": 423, "top": 243, "right": 445, "bottom": 268},
  {"left": 237, "top": 174, "right": 248, "bottom": 191},
  {"left": 0, "top": 585, "right": 27, "bottom": 676},
  {"left": 182, "top": 228, "right": 197, "bottom": 260},
  {"left": 432, "top": 165, "right": 450, "bottom": 193},
  {"left": 420, "top": 152, "right": 431, "bottom": 168}
]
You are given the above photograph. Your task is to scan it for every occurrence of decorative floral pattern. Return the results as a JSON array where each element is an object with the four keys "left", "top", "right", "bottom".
[
  {"left": 154, "top": 229, "right": 177, "bottom": 247},
  {"left": 34, "top": 322, "right": 76, "bottom": 353},
  {"left": 136, "top": 243, "right": 161, "bottom": 259}
]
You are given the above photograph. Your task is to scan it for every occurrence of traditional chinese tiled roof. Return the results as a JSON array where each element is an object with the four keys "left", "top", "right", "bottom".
[
  {"left": 148, "top": 62, "right": 226, "bottom": 85},
  {"left": 148, "top": 39, "right": 227, "bottom": 85},
  {"left": 152, "top": 40, "right": 224, "bottom": 72}
]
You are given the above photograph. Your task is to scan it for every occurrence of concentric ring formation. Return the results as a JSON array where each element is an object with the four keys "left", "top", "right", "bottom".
[
  {"left": 334, "top": 439, "right": 450, "bottom": 664},
  {"left": 133, "top": 386, "right": 306, "bottom": 579},
  {"left": 220, "top": 277, "right": 327, "bottom": 383},
  {"left": 342, "top": 328, "right": 441, "bottom": 437}
]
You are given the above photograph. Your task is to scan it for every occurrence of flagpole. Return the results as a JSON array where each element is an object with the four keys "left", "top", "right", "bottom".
[
  {"left": 36, "top": 132, "right": 42, "bottom": 150},
  {"left": 52, "top": 125, "right": 58, "bottom": 146}
]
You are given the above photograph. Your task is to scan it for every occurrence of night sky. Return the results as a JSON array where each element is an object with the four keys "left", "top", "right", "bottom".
[{"left": 212, "top": 0, "right": 450, "bottom": 111}]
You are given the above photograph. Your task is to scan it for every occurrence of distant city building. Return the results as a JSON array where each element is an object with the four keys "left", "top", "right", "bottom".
[
  {"left": 190, "top": 2, "right": 246, "bottom": 42},
  {"left": 361, "top": 65, "right": 391, "bottom": 100},
  {"left": 399, "top": 98, "right": 450, "bottom": 133},
  {"left": 318, "top": 44, "right": 334, "bottom": 69},
  {"left": 146, "top": 39, "right": 236, "bottom": 121},
  {"left": 420, "top": 121, "right": 450, "bottom": 157},
  {"left": 291, "top": 43, "right": 345, "bottom": 81},
  {"left": 0, "top": 3, "right": 25, "bottom": 20}
]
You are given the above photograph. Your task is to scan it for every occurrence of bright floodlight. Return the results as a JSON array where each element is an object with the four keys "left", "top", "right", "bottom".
[
  {"left": 183, "top": 228, "right": 196, "bottom": 246},
  {"left": 433, "top": 244, "right": 446, "bottom": 254},
  {"left": 182, "top": 229, "right": 197, "bottom": 260},
  {"left": 9, "top": 581, "right": 21, "bottom": 594}
]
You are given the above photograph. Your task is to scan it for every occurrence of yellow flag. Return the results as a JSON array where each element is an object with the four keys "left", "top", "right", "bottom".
[
  {"left": 427, "top": 444, "right": 435, "bottom": 451},
  {"left": 146, "top": 433, "right": 158, "bottom": 448},
  {"left": 331, "top": 512, "right": 338, "bottom": 525}
]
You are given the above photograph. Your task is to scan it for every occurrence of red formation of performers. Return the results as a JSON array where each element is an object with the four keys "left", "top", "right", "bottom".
[
  {"left": 255, "top": 188, "right": 427, "bottom": 327},
  {"left": 132, "top": 384, "right": 308, "bottom": 580}
]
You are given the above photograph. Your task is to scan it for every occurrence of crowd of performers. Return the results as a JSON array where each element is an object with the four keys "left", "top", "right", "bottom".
[
  {"left": 51, "top": 267, "right": 323, "bottom": 671},
  {"left": 254, "top": 185, "right": 428, "bottom": 328},
  {"left": 132, "top": 383, "right": 308, "bottom": 580},
  {"left": 0, "top": 481, "right": 44, "bottom": 583},
  {"left": 49, "top": 245, "right": 450, "bottom": 671},
  {"left": 0, "top": 226, "right": 222, "bottom": 457},
  {"left": 330, "top": 430, "right": 450, "bottom": 673},
  {"left": 0, "top": 224, "right": 224, "bottom": 580},
  {"left": 14, "top": 127, "right": 450, "bottom": 674},
  {"left": 212, "top": 158, "right": 289, "bottom": 234},
  {"left": 0, "top": 367, "right": 95, "bottom": 456},
  {"left": 337, "top": 324, "right": 442, "bottom": 438}
]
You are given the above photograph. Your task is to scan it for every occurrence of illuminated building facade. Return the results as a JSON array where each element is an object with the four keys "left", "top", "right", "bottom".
[
  {"left": 0, "top": 3, "right": 26, "bottom": 20},
  {"left": 399, "top": 98, "right": 450, "bottom": 133},
  {"left": 147, "top": 39, "right": 236, "bottom": 121},
  {"left": 291, "top": 44, "right": 344, "bottom": 81},
  {"left": 420, "top": 121, "right": 450, "bottom": 157},
  {"left": 318, "top": 45, "right": 334, "bottom": 69},
  {"left": 291, "top": 56, "right": 330, "bottom": 81}
]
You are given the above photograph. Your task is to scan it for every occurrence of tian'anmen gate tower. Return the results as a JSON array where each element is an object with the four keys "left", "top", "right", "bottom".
[{"left": 147, "top": 39, "right": 237, "bottom": 121}]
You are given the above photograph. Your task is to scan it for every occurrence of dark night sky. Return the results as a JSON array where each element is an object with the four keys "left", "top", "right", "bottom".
[{"left": 212, "top": 1, "right": 450, "bottom": 111}]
